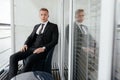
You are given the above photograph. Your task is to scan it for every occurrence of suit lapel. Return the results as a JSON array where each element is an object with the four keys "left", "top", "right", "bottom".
[
  {"left": 35, "top": 24, "right": 40, "bottom": 30},
  {"left": 35, "top": 24, "right": 40, "bottom": 33},
  {"left": 33, "top": 22, "right": 50, "bottom": 35},
  {"left": 74, "top": 22, "right": 82, "bottom": 33},
  {"left": 32, "top": 24, "right": 40, "bottom": 36},
  {"left": 43, "top": 21, "right": 50, "bottom": 34}
]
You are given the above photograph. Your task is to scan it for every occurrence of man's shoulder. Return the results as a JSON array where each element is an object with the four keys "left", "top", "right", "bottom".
[
  {"left": 34, "top": 22, "right": 58, "bottom": 27},
  {"left": 32, "top": 24, "right": 40, "bottom": 29},
  {"left": 48, "top": 22, "right": 57, "bottom": 26},
  {"left": 83, "top": 25, "right": 88, "bottom": 30}
]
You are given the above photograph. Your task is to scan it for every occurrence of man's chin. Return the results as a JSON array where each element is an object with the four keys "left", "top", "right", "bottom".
[{"left": 41, "top": 20, "right": 47, "bottom": 22}]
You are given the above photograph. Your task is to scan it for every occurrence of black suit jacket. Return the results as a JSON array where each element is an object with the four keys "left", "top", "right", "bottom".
[
  {"left": 66, "top": 22, "right": 95, "bottom": 48},
  {"left": 24, "top": 22, "right": 59, "bottom": 52}
]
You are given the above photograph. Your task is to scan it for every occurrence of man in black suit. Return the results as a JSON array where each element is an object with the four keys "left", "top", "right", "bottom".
[
  {"left": 66, "top": 9, "right": 95, "bottom": 51},
  {"left": 66, "top": 9, "right": 96, "bottom": 80},
  {"left": 9, "top": 8, "right": 59, "bottom": 79}
]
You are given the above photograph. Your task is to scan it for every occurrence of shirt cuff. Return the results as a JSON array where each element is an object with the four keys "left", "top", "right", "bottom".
[{"left": 42, "top": 46, "right": 46, "bottom": 50}]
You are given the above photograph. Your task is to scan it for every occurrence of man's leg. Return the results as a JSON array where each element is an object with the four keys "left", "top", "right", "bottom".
[
  {"left": 9, "top": 50, "right": 32, "bottom": 79},
  {"left": 22, "top": 52, "right": 46, "bottom": 72}
]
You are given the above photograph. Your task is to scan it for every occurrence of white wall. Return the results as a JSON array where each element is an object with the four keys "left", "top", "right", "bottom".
[{"left": 98, "top": 0, "right": 115, "bottom": 80}]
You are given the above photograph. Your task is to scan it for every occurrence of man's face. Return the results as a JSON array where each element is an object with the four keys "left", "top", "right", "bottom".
[
  {"left": 75, "top": 12, "right": 84, "bottom": 23},
  {"left": 39, "top": 10, "right": 49, "bottom": 22}
]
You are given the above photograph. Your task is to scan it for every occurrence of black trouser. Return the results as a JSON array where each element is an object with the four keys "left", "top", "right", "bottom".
[{"left": 8, "top": 48, "right": 46, "bottom": 80}]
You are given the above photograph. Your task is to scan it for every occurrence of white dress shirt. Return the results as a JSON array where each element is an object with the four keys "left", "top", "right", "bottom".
[
  {"left": 36, "top": 21, "right": 48, "bottom": 49},
  {"left": 36, "top": 21, "right": 48, "bottom": 35}
]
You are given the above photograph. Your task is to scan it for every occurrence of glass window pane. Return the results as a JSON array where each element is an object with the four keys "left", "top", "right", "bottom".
[
  {"left": 64, "top": 0, "right": 70, "bottom": 80},
  {"left": 72, "top": 0, "right": 101, "bottom": 80},
  {"left": 0, "top": 0, "right": 11, "bottom": 70},
  {"left": 0, "top": 26, "right": 11, "bottom": 70},
  {"left": 112, "top": 0, "right": 120, "bottom": 80}
]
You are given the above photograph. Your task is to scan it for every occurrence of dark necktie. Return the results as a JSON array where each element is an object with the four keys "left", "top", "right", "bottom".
[{"left": 39, "top": 24, "right": 44, "bottom": 34}]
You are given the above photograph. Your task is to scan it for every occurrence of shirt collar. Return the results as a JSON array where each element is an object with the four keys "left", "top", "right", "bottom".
[
  {"left": 75, "top": 21, "right": 84, "bottom": 26},
  {"left": 40, "top": 21, "right": 48, "bottom": 25}
]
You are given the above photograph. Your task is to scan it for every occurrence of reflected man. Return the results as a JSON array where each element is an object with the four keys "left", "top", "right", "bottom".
[{"left": 66, "top": 9, "right": 95, "bottom": 80}]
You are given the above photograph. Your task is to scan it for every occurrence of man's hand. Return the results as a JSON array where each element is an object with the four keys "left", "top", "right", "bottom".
[
  {"left": 20, "top": 45, "right": 28, "bottom": 52},
  {"left": 82, "top": 47, "right": 94, "bottom": 53},
  {"left": 33, "top": 47, "right": 45, "bottom": 54}
]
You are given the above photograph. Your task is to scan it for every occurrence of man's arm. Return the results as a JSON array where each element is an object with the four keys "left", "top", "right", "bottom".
[
  {"left": 82, "top": 34, "right": 96, "bottom": 53},
  {"left": 44, "top": 24, "right": 59, "bottom": 51},
  {"left": 33, "top": 24, "right": 59, "bottom": 54},
  {"left": 20, "top": 25, "right": 37, "bottom": 52},
  {"left": 24, "top": 25, "right": 37, "bottom": 47}
]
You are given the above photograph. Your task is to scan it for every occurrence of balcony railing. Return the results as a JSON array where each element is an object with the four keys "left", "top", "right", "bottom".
[{"left": 0, "top": 24, "right": 11, "bottom": 71}]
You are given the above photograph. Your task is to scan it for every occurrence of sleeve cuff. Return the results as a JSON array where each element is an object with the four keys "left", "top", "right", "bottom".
[{"left": 42, "top": 46, "right": 46, "bottom": 49}]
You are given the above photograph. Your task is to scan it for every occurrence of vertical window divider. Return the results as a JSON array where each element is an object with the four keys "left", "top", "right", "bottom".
[{"left": 68, "top": 0, "right": 74, "bottom": 80}]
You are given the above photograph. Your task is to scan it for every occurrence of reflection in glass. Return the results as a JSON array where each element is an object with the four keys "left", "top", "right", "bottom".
[
  {"left": 88, "top": 0, "right": 100, "bottom": 80},
  {"left": 112, "top": 28, "right": 120, "bottom": 80},
  {"left": 73, "top": 9, "right": 88, "bottom": 80},
  {"left": 64, "top": 0, "right": 70, "bottom": 80},
  {"left": 112, "top": 0, "right": 120, "bottom": 80},
  {"left": 72, "top": 0, "right": 101, "bottom": 80}
]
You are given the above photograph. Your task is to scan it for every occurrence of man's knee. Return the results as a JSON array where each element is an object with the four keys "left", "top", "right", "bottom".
[
  {"left": 10, "top": 54, "right": 17, "bottom": 62},
  {"left": 10, "top": 52, "right": 20, "bottom": 62},
  {"left": 26, "top": 56, "right": 33, "bottom": 63},
  {"left": 25, "top": 54, "right": 37, "bottom": 64}
]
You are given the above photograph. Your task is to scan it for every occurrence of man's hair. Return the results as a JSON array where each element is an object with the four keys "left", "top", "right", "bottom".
[
  {"left": 40, "top": 8, "right": 49, "bottom": 13},
  {"left": 75, "top": 9, "right": 84, "bottom": 15}
]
